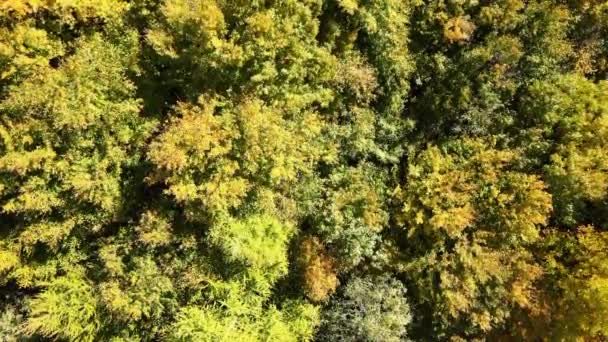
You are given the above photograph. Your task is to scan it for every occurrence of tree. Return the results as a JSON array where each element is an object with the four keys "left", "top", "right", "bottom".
[
  {"left": 23, "top": 272, "right": 100, "bottom": 342},
  {"left": 545, "top": 226, "right": 608, "bottom": 339},
  {"left": 297, "top": 236, "right": 339, "bottom": 302},
  {"left": 519, "top": 74, "right": 608, "bottom": 228},
  {"left": 507, "top": 226, "right": 608, "bottom": 340},
  {"left": 170, "top": 215, "right": 320, "bottom": 341},
  {"left": 408, "top": 0, "right": 576, "bottom": 141},
  {"left": 0, "top": 32, "right": 153, "bottom": 289},
  {"left": 309, "top": 165, "right": 389, "bottom": 270},
  {"left": 394, "top": 139, "right": 552, "bottom": 338},
  {"left": 1, "top": 0, "right": 607, "bottom": 340},
  {"left": 318, "top": 275, "right": 411, "bottom": 342}
]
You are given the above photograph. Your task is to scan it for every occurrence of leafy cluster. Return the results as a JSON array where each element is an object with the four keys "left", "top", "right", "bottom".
[{"left": 0, "top": 0, "right": 607, "bottom": 341}]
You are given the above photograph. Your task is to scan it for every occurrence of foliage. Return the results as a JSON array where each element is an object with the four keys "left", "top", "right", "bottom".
[
  {"left": 507, "top": 226, "right": 608, "bottom": 340},
  {"left": 310, "top": 165, "right": 389, "bottom": 270},
  {"left": 519, "top": 74, "right": 608, "bottom": 227},
  {"left": 0, "top": 0, "right": 607, "bottom": 340},
  {"left": 0, "top": 299, "right": 26, "bottom": 342},
  {"left": 548, "top": 226, "right": 608, "bottom": 339},
  {"left": 23, "top": 272, "right": 100, "bottom": 341},
  {"left": 171, "top": 300, "right": 319, "bottom": 342},
  {"left": 394, "top": 139, "right": 552, "bottom": 338},
  {"left": 297, "top": 236, "right": 339, "bottom": 302},
  {"left": 318, "top": 275, "right": 411, "bottom": 342}
]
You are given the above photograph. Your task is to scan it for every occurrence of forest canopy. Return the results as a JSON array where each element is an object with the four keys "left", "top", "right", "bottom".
[{"left": 0, "top": 0, "right": 607, "bottom": 340}]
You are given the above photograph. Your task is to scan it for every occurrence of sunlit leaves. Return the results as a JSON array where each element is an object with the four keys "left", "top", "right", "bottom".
[
  {"left": 395, "top": 139, "right": 552, "bottom": 337},
  {"left": 148, "top": 96, "right": 326, "bottom": 220},
  {"left": 521, "top": 74, "right": 608, "bottom": 227},
  {"left": 530, "top": 226, "right": 608, "bottom": 340},
  {"left": 209, "top": 215, "right": 293, "bottom": 284},
  {"left": 171, "top": 301, "right": 319, "bottom": 342},
  {"left": 24, "top": 272, "right": 100, "bottom": 342},
  {"left": 100, "top": 257, "right": 174, "bottom": 323},
  {"left": 0, "top": 0, "right": 607, "bottom": 341},
  {"left": 298, "top": 237, "right": 339, "bottom": 302}
]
